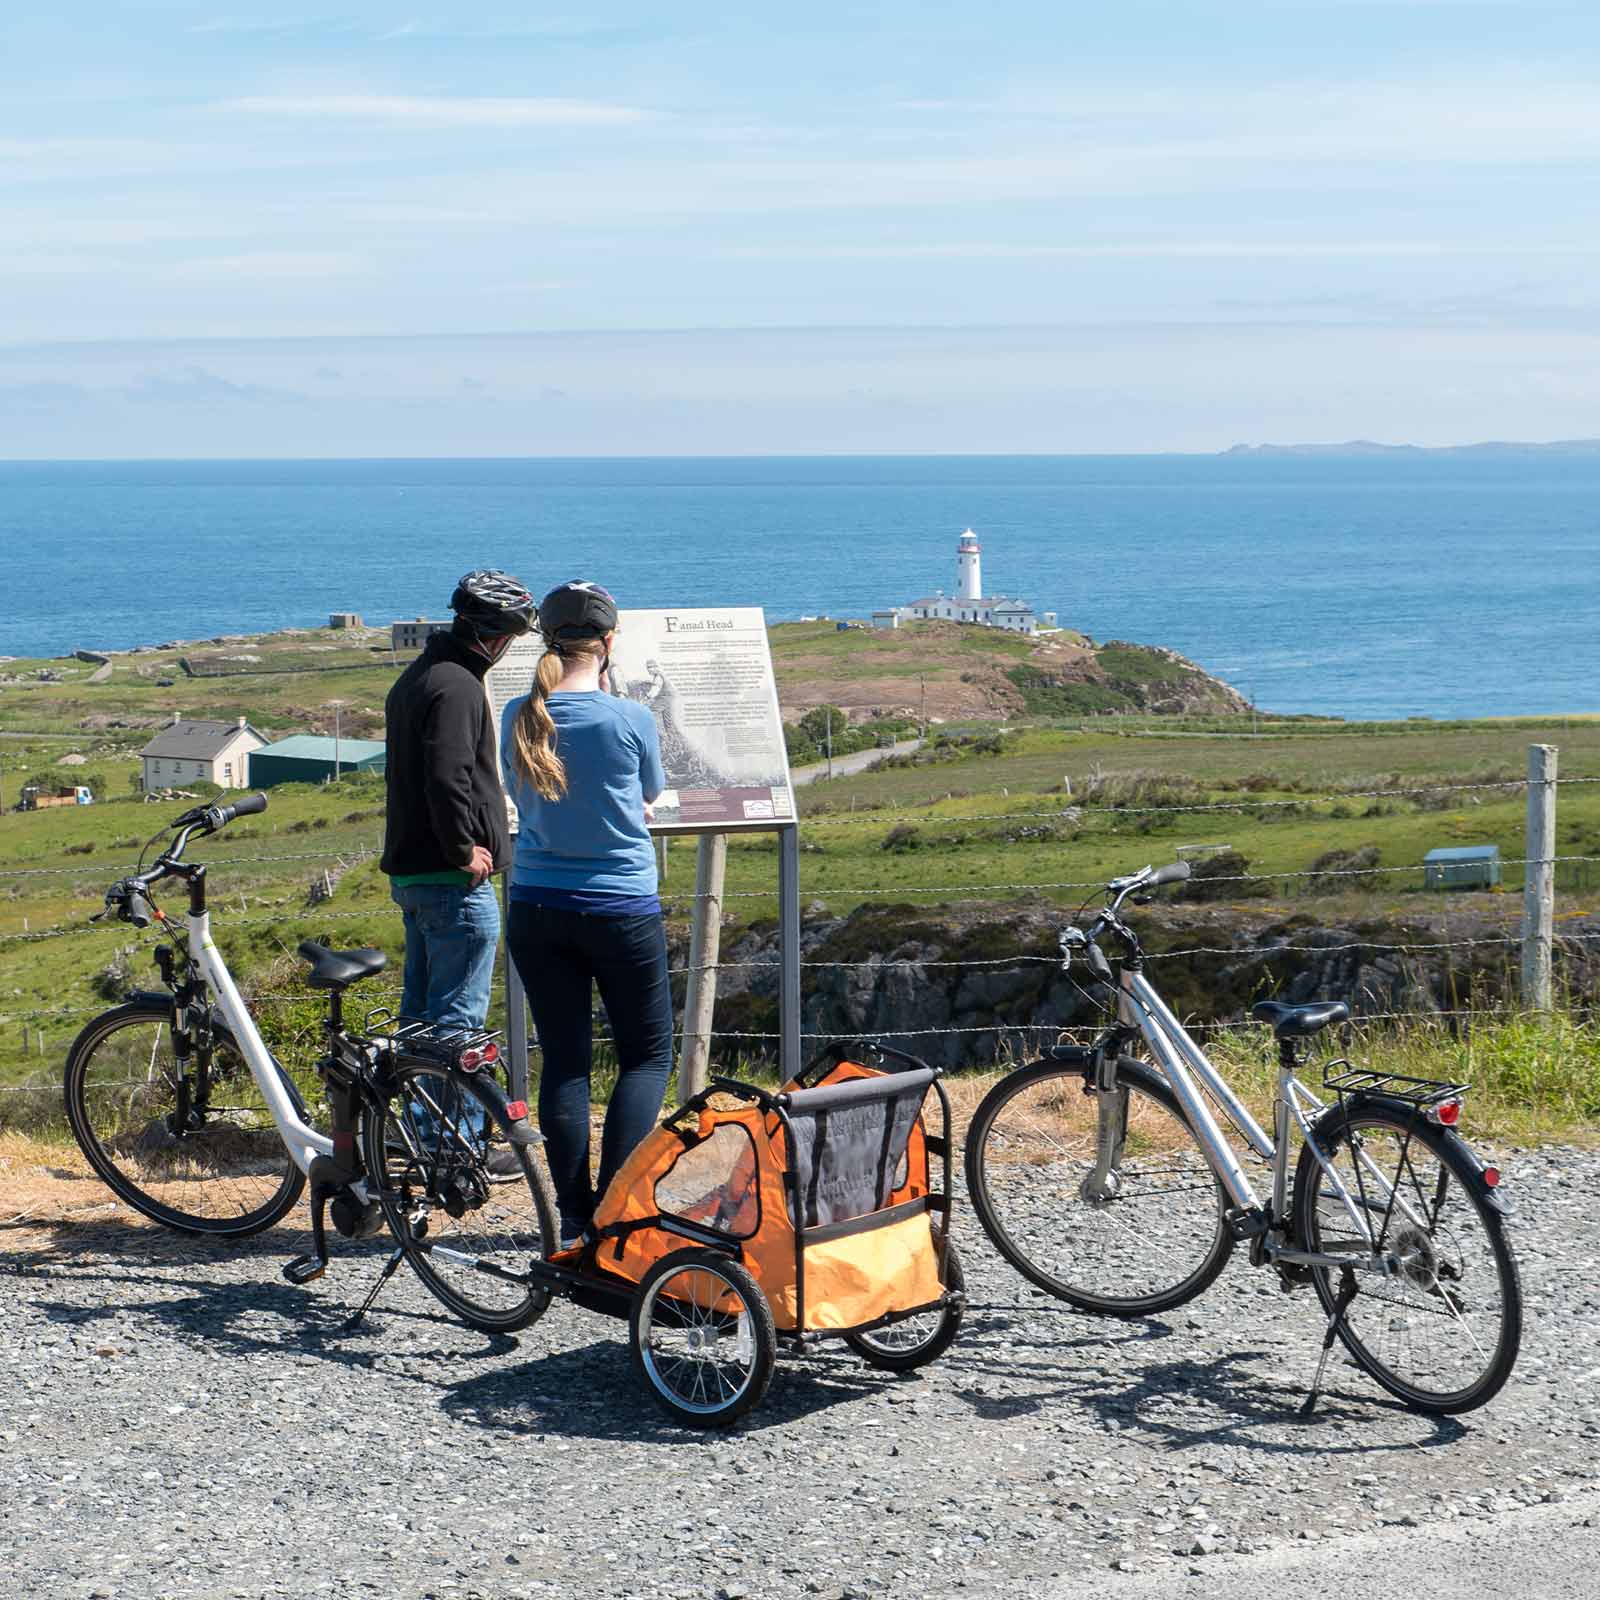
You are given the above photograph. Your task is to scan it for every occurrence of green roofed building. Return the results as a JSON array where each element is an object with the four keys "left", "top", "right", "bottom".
[{"left": 248, "top": 735, "right": 387, "bottom": 789}]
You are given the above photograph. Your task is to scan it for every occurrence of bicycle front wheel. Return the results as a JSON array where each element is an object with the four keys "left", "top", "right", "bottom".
[
  {"left": 365, "top": 1060, "right": 557, "bottom": 1332},
  {"left": 63, "top": 1001, "right": 305, "bottom": 1236},
  {"left": 1294, "top": 1101, "right": 1521, "bottom": 1414},
  {"left": 965, "top": 1056, "right": 1233, "bottom": 1315}
]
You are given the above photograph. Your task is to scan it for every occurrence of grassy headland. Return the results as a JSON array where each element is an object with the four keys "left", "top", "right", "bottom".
[{"left": 3, "top": 618, "right": 1597, "bottom": 1143}]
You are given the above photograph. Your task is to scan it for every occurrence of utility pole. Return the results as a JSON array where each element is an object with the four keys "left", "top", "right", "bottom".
[
  {"left": 329, "top": 700, "right": 345, "bottom": 782},
  {"left": 825, "top": 706, "right": 833, "bottom": 781},
  {"left": 919, "top": 676, "right": 927, "bottom": 739}
]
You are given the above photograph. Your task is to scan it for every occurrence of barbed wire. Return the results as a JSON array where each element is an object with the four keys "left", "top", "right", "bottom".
[
  {"left": 800, "top": 772, "right": 1600, "bottom": 826},
  {"left": 4, "top": 768, "right": 1598, "bottom": 880}
]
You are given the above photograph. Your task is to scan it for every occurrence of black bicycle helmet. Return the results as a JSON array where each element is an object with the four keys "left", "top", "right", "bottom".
[
  {"left": 449, "top": 569, "right": 534, "bottom": 638},
  {"left": 538, "top": 580, "right": 618, "bottom": 648}
]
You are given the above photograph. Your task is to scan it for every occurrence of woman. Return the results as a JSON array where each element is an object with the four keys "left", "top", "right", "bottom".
[{"left": 500, "top": 580, "right": 672, "bottom": 1248}]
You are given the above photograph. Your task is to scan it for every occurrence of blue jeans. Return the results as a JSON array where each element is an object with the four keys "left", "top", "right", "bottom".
[
  {"left": 505, "top": 903, "right": 674, "bottom": 1240},
  {"left": 391, "top": 880, "right": 501, "bottom": 1141}
]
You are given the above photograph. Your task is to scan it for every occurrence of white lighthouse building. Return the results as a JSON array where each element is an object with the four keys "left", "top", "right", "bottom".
[
  {"left": 878, "top": 529, "right": 1053, "bottom": 635},
  {"left": 957, "top": 529, "right": 982, "bottom": 600}
]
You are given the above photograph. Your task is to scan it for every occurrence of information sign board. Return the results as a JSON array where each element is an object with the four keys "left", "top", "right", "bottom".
[{"left": 486, "top": 607, "right": 793, "bottom": 832}]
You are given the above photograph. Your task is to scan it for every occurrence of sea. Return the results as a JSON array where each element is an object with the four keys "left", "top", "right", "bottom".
[{"left": 2, "top": 454, "right": 1596, "bottom": 721}]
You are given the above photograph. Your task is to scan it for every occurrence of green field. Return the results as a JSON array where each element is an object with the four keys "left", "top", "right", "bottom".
[{"left": 4, "top": 623, "right": 1598, "bottom": 1141}]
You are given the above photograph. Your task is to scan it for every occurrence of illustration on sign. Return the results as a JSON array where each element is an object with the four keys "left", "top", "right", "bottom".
[{"left": 486, "top": 607, "right": 793, "bottom": 831}]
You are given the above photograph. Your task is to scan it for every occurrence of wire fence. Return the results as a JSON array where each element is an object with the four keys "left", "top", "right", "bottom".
[{"left": 4, "top": 761, "right": 1597, "bottom": 1093}]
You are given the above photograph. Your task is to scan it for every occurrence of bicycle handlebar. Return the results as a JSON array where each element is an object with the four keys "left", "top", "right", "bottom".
[
  {"left": 98, "top": 794, "right": 271, "bottom": 925},
  {"left": 1057, "top": 859, "right": 1191, "bottom": 975}
]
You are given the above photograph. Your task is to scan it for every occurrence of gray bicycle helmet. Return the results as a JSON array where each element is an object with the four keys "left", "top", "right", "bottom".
[
  {"left": 449, "top": 569, "right": 534, "bottom": 638},
  {"left": 538, "top": 580, "right": 618, "bottom": 648}
]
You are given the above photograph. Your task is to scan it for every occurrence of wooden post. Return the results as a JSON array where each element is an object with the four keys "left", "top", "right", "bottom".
[
  {"left": 1522, "top": 744, "right": 1557, "bottom": 1010},
  {"left": 679, "top": 833, "right": 727, "bottom": 1098}
]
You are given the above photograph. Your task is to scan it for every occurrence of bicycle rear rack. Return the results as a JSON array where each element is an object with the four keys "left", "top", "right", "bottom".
[
  {"left": 364, "top": 1011, "right": 502, "bottom": 1070},
  {"left": 1321, "top": 1060, "right": 1470, "bottom": 1108}
]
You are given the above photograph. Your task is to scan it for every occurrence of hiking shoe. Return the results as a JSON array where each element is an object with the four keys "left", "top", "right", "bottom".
[{"left": 483, "top": 1146, "right": 525, "bottom": 1184}]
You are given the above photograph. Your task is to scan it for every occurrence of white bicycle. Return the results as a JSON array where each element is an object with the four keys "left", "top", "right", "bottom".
[
  {"left": 63, "top": 794, "right": 558, "bottom": 1332},
  {"left": 965, "top": 860, "right": 1522, "bottom": 1415}
]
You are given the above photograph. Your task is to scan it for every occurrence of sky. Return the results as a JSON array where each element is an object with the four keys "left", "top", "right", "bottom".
[{"left": 3, "top": 1, "right": 1600, "bottom": 456}]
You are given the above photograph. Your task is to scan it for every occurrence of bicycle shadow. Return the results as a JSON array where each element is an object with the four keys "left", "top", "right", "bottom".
[
  {"left": 19, "top": 1253, "right": 510, "bottom": 1373},
  {"left": 948, "top": 1306, "right": 1469, "bottom": 1452},
  {"left": 2, "top": 1212, "right": 331, "bottom": 1274}
]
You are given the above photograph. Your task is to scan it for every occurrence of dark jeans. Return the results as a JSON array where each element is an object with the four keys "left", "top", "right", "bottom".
[
  {"left": 506, "top": 902, "right": 674, "bottom": 1238},
  {"left": 391, "top": 879, "right": 501, "bottom": 1141}
]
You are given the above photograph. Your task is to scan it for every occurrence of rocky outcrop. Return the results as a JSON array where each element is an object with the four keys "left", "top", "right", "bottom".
[{"left": 703, "top": 901, "right": 1599, "bottom": 1070}]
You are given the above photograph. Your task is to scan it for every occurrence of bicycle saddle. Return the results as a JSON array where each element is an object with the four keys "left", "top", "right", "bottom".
[
  {"left": 1251, "top": 1000, "right": 1350, "bottom": 1040},
  {"left": 297, "top": 940, "right": 388, "bottom": 991}
]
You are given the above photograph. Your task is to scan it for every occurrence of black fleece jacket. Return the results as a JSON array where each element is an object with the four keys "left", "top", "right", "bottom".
[{"left": 380, "top": 631, "right": 511, "bottom": 878}]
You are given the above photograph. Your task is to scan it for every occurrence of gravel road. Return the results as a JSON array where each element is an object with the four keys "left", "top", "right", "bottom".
[{"left": 3, "top": 1143, "right": 1596, "bottom": 1600}]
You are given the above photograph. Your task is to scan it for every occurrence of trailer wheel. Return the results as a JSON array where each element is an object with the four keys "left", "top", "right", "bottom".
[
  {"left": 631, "top": 1249, "right": 776, "bottom": 1428},
  {"left": 845, "top": 1240, "right": 966, "bottom": 1372}
]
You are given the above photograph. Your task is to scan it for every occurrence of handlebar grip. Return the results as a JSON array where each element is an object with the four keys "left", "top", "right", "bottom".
[
  {"left": 1146, "top": 861, "right": 1191, "bottom": 889},
  {"left": 222, "top": 792, "right": 268, "bottom": 824}
]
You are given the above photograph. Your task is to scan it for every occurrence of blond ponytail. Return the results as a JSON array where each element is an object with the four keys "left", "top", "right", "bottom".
[
  {"left": 511, "top": 650, "right": 570, "bottom": 801},
  {"left": 511, "top": 637, "right": 610, "bottom": 800}
]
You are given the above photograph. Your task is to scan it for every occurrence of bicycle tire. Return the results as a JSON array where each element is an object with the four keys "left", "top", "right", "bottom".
[
  {"left": 1293, "top": 1099, "right": 1522, "bottom": 1415},
  {"left": 63, "top": 1001, "right": 306, "bottom": 1237},
  {"left": 365, "top": 1059, "right": 557, "bottom": 1333},
  {"left": 965, "top": 1055, "right": 1233, "bottom": 1316}
]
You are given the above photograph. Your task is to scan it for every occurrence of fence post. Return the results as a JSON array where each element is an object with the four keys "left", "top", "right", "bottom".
[
  {"left": 501, "top": 871, "right": 530, "bottom": 1104},
  {"left": 1522, "top": 743, "right": 1557, "bottom": 1010},
  {"left": 778, "top": 823, "right": 801, "bottom": 1082},
  {"left": 679, "top": 833, "right": 727, "bottom": 1098}
]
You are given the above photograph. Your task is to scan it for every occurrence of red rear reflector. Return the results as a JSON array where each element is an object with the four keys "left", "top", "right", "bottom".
[
  {"left": 1431, "top": 1099, "right": 1461, "bottom": 1126},
  {"left": 506, "top": 1100, "right": 528, "bottom": 1121},
  {"left": 459, "top": 1048, "right": 484, "bottom": 1071},
  {"left": 1483, "top": 1166, "right": 1500, "bottom": 1187},
  {"left": 481, "top": 1041, "right": 499, "bottom": 1064}
]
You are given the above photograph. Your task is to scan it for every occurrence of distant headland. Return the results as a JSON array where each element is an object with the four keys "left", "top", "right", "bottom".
[{"left": 1220, "top": 438, "right": 1600, "bottom": 458}]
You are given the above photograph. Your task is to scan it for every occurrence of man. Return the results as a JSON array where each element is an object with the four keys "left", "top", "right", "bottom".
[{"left": 382, "top": 569, "right": 533, "bottom": 1167}]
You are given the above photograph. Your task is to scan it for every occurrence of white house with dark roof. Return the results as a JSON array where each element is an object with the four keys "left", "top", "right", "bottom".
[
  {"left": 881, "top": 530, "right": 1056, "bottom": 634},
  {"left": 139, "top": 717, "right": 267, "bottom": 792}
]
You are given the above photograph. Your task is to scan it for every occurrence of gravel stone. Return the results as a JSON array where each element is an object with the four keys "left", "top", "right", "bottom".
[{"left": 1, "top": 1143, "right": 1592, "bottom": 1599}]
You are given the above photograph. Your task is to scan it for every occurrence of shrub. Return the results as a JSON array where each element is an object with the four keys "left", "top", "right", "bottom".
[
  {"left": 882, "top": 824, "right": 922, "bottom": 852},
  {"left": 1177, "top": 850, "right": 1266, "bottom": 901},
  {"left": 1303, "top": 844, "right": 1383, "bottom": 895}
]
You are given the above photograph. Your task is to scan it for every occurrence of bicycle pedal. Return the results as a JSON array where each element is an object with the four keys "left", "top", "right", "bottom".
[
  {"left": 283, "top": 1255, "right": 327, "bottom": 1286},
  {"left": 1223, "top": 1205, "right": 1271, "bottom": 1241}
]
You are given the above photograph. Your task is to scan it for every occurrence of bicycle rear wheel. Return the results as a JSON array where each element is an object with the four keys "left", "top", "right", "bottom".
[
  {"left": 63, "top": 1001, "right": 305, "bottom": 1237},
  {"left": 1294, "top": 1101, "right": 1521, "bottom": 1414},
  {"left": 365, "top": 1060, "right": 557, "bottom": 1332},
  {"left": 965, "top": 1056, "right": 1233, "bottom": 1315}
]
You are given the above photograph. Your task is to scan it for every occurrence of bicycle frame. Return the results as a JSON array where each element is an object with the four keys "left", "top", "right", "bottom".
[
  {"left": 1117, "top": 969, "right": 1425, "bottom": 1275},
  {"left": 182, "top": 905, "right": 346, "bottom": 1183}
]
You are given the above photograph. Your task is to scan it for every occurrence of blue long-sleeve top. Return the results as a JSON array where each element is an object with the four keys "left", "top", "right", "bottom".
[{"left": 499, "top": 691, "right": 666, "bottom": 912}]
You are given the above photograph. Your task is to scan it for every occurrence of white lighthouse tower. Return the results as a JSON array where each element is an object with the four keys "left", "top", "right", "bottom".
[{"left": 957, "top": 528, "right": 982, "bottom": 601}]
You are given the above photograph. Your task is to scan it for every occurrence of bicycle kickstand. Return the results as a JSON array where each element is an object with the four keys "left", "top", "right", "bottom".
[
  {"left": 344, "top": 1246, "right": 405, "bottom": 1332},
  {"left": 1300, "top": 1266, "right": 1360, "bottom": 1419}
]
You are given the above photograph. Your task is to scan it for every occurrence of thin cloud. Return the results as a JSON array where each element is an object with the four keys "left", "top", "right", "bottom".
[
  {"left": 216, "top": 95, "right": 654, "bottom": 127},
  {"left": 720, "top": 241, "right": 1528, "bottom": 262},
  {"left": 186, "top": 17, "right": 318, "bottom": 33}
]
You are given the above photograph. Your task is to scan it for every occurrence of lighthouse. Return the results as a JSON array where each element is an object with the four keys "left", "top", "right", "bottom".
[{"left": 957, "top": 529, "right": 982, "bottom": 601}]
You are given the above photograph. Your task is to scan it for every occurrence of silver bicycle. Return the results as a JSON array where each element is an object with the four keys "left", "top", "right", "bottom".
[
  {"left": 63, "top": 794, "right": 558, "bottom": 1332},
  {"left": 965, "top": 860, "right": 1522, "bottom": 1415}
]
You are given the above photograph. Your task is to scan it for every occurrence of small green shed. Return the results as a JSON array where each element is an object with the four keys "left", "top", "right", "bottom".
[
  {"left": 248, "top": 735, "right": 387, "bottom": 789},
  {"left": 1423, "top": 845, "right": 1501, "bottom": 890}
]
